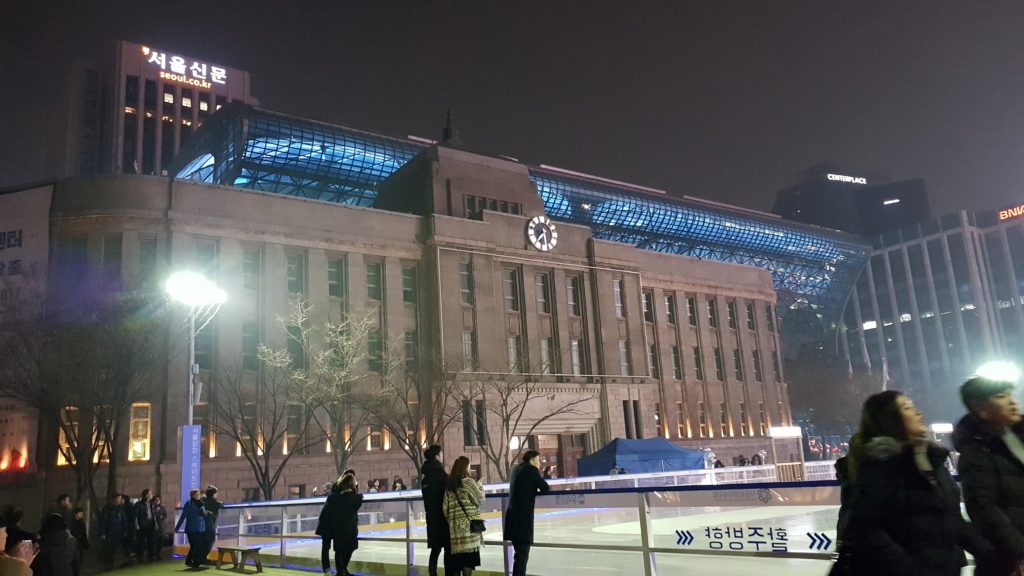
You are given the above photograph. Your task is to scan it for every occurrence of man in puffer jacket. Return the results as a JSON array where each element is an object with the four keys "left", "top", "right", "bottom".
[{"left": 954, "top": 376, "right": 1024, "bottom": 576}]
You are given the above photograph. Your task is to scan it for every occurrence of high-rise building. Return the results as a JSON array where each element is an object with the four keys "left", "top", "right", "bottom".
[
  {"left": 842, "top": 204, "right": 1024, "bottom": 420},
  {"left": 773, "top": 163, "right": 931, "bottom": 237},
  {"left": 56, "top": 40, "right": 256, "bottom": 178}
]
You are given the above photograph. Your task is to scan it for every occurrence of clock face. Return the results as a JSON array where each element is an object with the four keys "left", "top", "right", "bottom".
[{"left": 527, "top": 215, "right": 558, "bottom": 252}]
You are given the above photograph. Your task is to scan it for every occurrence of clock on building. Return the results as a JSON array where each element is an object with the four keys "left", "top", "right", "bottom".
[{"left": 527, "top": 215, "right": 558, "bottom": 252}]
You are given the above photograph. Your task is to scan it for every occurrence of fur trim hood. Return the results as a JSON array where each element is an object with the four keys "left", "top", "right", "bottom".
[{"left": 865, "top": 436, "right": 949, "bottom": 462}]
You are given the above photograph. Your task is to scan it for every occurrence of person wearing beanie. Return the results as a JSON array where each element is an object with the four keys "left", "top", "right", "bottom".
[{"left": 954, "top": 375, "right": 1024, "bottom": 576}]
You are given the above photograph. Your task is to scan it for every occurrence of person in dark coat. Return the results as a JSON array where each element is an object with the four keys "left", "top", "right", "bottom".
[
  {"left": 150, "top": 497, "right": 167, "bottom": 560},
  {"left": 98, "top": 494, "right": 126, "bottom": 570},
  {"left": 315, "top": 480, "right": 341, "bottom": 574},
  {"left": 954, "top": 375, "right": 1024, "bottom": 576},
  {"left": 328, "top": 472, "right": 363, "bottom": 576},
  {"left": 120, "top": 493, "right": 136, "bottom": 563},
  {"left": 200, "top": 485, "right": 223, "bottom": 565},
  {"left": 503, "top": 450, "right": 550, "bottom": 576},
  {"left": 35, "top": 513, "right": 79, "bottom": 576},
  {"left": 133, "top": 489, "right": 156, "bottom": 562},
  {"left": 174, "top": 489, "right": 208, "bottom": 569},
  {"left": 420, "top": 445, "right": 450, "bottom": 576},
  {"left": 67, "top": 508, "right": 88, "bottom": 562},
  {"left": 842, "top": 390, "right": 992, "bottom": 576},
  {"left": 3, "top": 507, "right": 37, "bottom": 555}
]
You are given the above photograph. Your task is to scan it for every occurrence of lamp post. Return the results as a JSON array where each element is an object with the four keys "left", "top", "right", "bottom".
[{"left": 165, "top": 271, "right": 227, "bottom": 505}]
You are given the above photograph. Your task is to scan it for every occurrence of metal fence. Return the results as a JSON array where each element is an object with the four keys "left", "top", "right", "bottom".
[{"left": 177, "top": 464, "right": 843, "bottom": 576}]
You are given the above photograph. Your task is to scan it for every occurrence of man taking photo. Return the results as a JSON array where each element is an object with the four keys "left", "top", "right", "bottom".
[{"left": 503, "top": 450, "right": 550, "bottom": 576}]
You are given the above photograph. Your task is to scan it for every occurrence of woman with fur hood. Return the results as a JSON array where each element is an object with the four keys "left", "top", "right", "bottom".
[{"left": 840, "top": 390, "right": 991, "bottom": 576}]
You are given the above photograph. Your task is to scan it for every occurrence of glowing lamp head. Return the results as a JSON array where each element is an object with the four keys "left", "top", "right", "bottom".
[
  {"left": 165, "top": 271, "right": 227, "bottom": 308},
  {"left": 975, "top": 361, "right": 1022, "bottom": 384}
]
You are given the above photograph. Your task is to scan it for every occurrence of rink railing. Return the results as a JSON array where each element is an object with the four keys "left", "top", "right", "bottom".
[{"left": 176, "top": 463, "right": 842, "bottom": 576}]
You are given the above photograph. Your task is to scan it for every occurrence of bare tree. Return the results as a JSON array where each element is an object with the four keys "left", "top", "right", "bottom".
[
  {"left": 455, "top": 369, "right": 598, "bottom": 482},
  {"left": 359, "top": 344, "right": 463, "bottom": 479},
  {"left": 0, "top": 275, "right": 161, "bottom": 515}
]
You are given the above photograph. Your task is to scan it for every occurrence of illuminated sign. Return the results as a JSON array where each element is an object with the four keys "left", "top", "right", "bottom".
[
  {"left": 141, "top": 45, "right": 227, "bottom": 89},
  {"left": 827, "top": 173, "right": 868, "bottom": 185},
  {"left": 999, "top": 204, "right": 1024, "bottom": 221}
]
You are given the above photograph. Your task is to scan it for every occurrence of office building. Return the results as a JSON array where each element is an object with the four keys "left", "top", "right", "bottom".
[
  {"left": 842, "top": 204, "right": 1024, "bottom": 420},
  {"left": 57, "top": 40, "right": 256, "bottom": 178},
  {"left": 773, "top": 163, "right": 931, "bottom": 237}
]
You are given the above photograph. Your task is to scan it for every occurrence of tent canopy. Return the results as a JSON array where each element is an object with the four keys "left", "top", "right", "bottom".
[{"left": 576, "top": 437, "right": 706, "bottom": 476}]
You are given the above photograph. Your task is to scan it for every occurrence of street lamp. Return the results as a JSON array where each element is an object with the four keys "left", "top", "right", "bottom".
[{"left": 165, "top": 271, "right": 226, "bottom": 506}]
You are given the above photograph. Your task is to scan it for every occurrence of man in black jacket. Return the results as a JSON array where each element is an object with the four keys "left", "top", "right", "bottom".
[
  {"left": 955, "top": 376, "right": 1024, "bottom": 576},
  {"left": 503, "top": 450, "right": 550, "bottom": 576},
  {"left": 420, "top": 445, "right": 449, "bottom": 576},
  {"left": 134, "top": 489, "right": 156, "bottom": 562}
]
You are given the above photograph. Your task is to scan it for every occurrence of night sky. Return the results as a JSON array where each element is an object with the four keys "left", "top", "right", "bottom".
[{"left": 3, "top": 1, "right": 1024, "bottom": 217}]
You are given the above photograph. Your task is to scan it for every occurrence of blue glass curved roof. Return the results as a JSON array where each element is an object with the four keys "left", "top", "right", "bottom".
[{"left": 172, "top": 103, "right": 870, "bottom": 325}]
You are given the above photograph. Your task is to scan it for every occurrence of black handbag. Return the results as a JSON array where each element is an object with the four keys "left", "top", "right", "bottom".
[{"left": 456, "top": 490, "right": 486, "bottom": 533}]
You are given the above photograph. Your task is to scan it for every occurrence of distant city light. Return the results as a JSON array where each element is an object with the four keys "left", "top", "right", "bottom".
[
  {"left": 883, "top": 198, "right": 901, "bottom": 205},
  {"left": 862, "top": 320, "right": 877, "bottom": 330}
]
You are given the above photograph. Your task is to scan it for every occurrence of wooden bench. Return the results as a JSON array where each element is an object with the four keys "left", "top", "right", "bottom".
[{"left": 215, "top": 546, "right": 263, "bottom": 573}]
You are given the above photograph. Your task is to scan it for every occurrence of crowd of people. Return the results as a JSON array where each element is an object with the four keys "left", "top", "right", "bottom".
[
  {"left": 313, "top": 445, "right": 550, "bottom": 576},
  {"left": 0, "top": 489, "right": 172, "bottom": 576},
  {"left": 832, "top": 376, "right": 1024, "bottom": 576}
]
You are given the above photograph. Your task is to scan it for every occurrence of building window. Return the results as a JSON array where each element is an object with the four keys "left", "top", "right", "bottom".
[
  {"left": 570, "top": 339, "right": 583, "bottom": 375},
  {"left": 752, "top": 350, "right": 764, "bottom": 382},
  {"left": 622, "top": 400, "right": 634, "bottom": 439},
  {"left": 366, "top": 261, "right": 383, "bottom": 301},
  {"left": 746, "top": 302, "right": 756, "bottom": 330},
  {"left": 727, "top": 301, "right": 738, "bottom": 329},
  {"left": 504, "top": 268, "right": 521, "bottom": 312},
  {"left": 535, "top": 273, "right": 551, "bottom": 314},
  {"left": 666, "top": 295, "right": 677, "bottom": 325},
  {"left": 643, "top": 291, "right": 655, "bottom": 323},
  {"left": 739, "top": 402, "right": 749, "bottom": 437},
  {"left": 405, "top": 331, "right": 418, "bottom": 373},
  {"left": 462, "top": 331, "right": 477, "bottom": 371},
  {"left": 402, "top": 266, "right": 417, "bottom": 304},
  {"left": 195, "top": 240, "right": 216, "bottom": 276},
  {"left": 692, "top": 346, "right": 705, "bottom": 381},
  {"left": 772, "top": 351, "right": 782, "bottom": 382},
  {"left": 766, "top": 304, "right": 776, "bottom": 332},
  {"left": 368, "top": 330, "right": 384, "bottom": 374},
  {"left": 285, "top": 404, "right": 306, "bottom": 455},
  {"left": 507, "top": 336, "right": 522, "bottom": 373},
  {"left": 676, "top": 401, "right": 688, "bottom": 438},
  {"left": 242, "top": 322, "right": 259, "bottom": 371},
  {"left": 287, "top": 325, "right": 305, "bottom": 370},
  {"left": 286, "top": 253, "right": 305, "bottom": 294},
  {"left": 369, "top": 425, "right": 383, "bottom": 450},
  {"left": 57, "top": 407, "right": 79, "bottom": 466},
  {"left": 195, "top": 324, "right": 214, "bottom": 371},
  {"left": 328, "top": 258, "right": 347, "bottom": 299},
  {"left": 567, "top": 276, "right": 582, "bottom": 316},
  {"left": 618, "top": 340, "right": 631, "bottom": 376},
  {"left": 686, "top": 296, "right": 698, "bottom": 326},
  {"left": 613, "top": 278, "right": 625, "bottom": 318},
  {"left": 163, "top": 91, "right": 174, "bottom": 104},
  {"left": 719, "top": 402, "right": 729, "bottom": 437},
  {"left": 648, "top": 345, "right": 660, "bottom": 379},
  {"left": 138, "top": 235, "right": 157, "bottom": 280},
  {"left": 103, "top": 234, "right": 123, "bottom": 275},
  {"left": 758, "top": 402, "right": 768, "bottom": 436},
  {"left": 713, "top": 347, "right": 725, "bottom": 381},
  {"left": 671, "top": 345, "right": 683, "bottom": 380},
  {"left": 462, "top": 400, "right": 486, "bottom": 446},
  {"left": 707, "top": 299, "right": 718, "bottom": 328},
  {"left": 242, "top": 248, "right": 261, "bottom": 291},
  {"left": 459, "top": 262, "right": 474, "bottom": 306},
  {"left": 733, "top": 349, "right": 744, "bottom": 380},
  {"left": 540, "top": 337, "right": 554, "bottom": 375},
  {"left": 633, "top": 400, "right": 643, "bottom": 439},
  {"left": 697, "top": 402, "right": 707, "bottom": 438}
]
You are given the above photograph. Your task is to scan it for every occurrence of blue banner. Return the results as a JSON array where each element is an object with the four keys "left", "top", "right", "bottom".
[{"left": 181, "top": 425, "right": 202, "bottom": 507}]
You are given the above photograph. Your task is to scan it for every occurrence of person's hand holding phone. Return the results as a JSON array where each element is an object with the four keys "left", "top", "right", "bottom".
[{"left": 12, "top": 540, "right": 39, "bottom": 565}]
